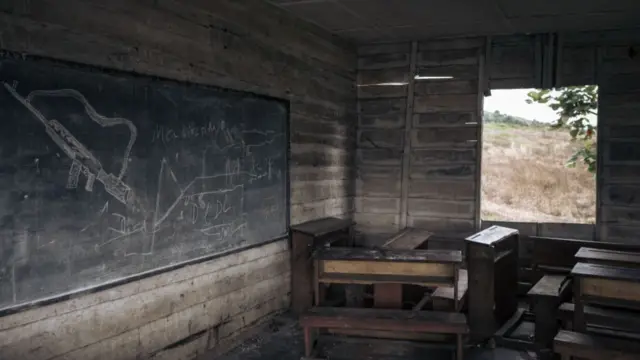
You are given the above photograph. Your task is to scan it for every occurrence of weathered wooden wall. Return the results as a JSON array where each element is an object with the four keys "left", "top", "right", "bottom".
[
  {"left": 355, "top": 39, "right": 484, "bottom": 243},
  {"left": 571, "top": 31, "right": 640, "bottom": 244},
  {"left": 0, "top": 0, "right": 356, "bottom": 359},
  {"left": 355, "top": 29, "right": 640, "bottom": 245},
  {"left": 488, "top": 30, "right": 640, "bottom": 244}
]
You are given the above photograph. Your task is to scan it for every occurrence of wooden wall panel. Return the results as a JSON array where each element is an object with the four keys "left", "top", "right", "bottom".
[
  {"left": 355, "top": 38, "right": 483, "bottom": 242},
  {"left": 489, "top": 35, "right": 538, "bottom": 89},
  {"left": 355, "top": 44, "right": 411, "bottom": 239},
  {"left": 593, "top": 30, "right": 640, "bottom": 243}
]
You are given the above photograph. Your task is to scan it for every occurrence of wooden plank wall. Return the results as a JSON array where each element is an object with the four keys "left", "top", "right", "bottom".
[
  {"left": 553, "top": 30, "right": 640, "bottom": 243},
  {"left": 583, "top": 32, "right": 640, "bottom": 243},
  {"left": 489, "top": 35, "right": 540, "bottom": 89},
  {"left": 355, "top": 39, "right": 484, "bottom": 243},
  {"left": 353, "top": 30, "right": 640, "bottom": 246},
  {"left": 355, "top": 42, "right": 411, "bottom": 240},
  {"left": 0, "top": 0, "right": 357, "bottom": 359},
  {"left": 487, "top": 30, "right": 640, "bottom": 244}
]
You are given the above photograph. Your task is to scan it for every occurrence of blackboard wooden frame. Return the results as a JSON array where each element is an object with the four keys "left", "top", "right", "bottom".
[{"left": 0, "top": 50, "right": 291, "bottom": 316}]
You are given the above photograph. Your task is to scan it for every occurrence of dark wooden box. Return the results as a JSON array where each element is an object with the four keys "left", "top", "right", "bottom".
[{"left": 466, "top": 225, "right": 519, "bottom": 342}]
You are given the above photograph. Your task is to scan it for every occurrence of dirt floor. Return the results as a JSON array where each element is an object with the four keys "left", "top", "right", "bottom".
[{"left": 214, "top": 313, "right": 537, "bottom": 360}]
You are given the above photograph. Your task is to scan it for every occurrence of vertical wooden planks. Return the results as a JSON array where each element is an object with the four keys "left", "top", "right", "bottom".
[
  {"left": 488, "top": 35, "right": 539, "bottom": 89},
  {"left": 355, "top": 43, "right": 411, "bottom": 240},
  {"left": 356, "top": 38, "right": 484, "bottom": 241},
  {"left": 399, "top": 42, "right": 419, "bottom": 229},
  {"left": 408, "top": 38, "right": 483, "bottom": 238},
  {"left": 597, "top": 34, "right": 640, "bottom": 243}
]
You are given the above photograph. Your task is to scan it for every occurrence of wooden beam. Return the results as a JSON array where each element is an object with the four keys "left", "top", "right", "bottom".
[
  {"left": 399, "top": 41, "right": 418, "bottom": 229},
  {"left": 475, "top": 41, "right": 485, "bottom": 231}
]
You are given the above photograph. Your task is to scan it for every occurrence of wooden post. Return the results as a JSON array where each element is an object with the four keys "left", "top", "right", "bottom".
[{"left": 398, "top": 41, "right": 418, "bottom": 229}]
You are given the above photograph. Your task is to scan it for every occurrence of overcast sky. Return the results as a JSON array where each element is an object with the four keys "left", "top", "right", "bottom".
[{"left": 484, "top": 88, "right": 597, "bottom": 124}]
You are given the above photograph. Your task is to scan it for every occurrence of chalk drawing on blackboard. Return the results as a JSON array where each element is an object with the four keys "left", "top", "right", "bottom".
[
  {"left": 2, "top": 82, "right": 139, "bottom": 208},
  {"left": 2, "top": 80, "right": 282, "bottom": 258}
]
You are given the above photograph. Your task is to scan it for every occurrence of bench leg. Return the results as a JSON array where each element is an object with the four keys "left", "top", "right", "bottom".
[
  {"left": 303, "top": 326, "right": 312, "bottom": 357},
  {"left": 456, "top": 334, "right": 463, "bottom": 360}
]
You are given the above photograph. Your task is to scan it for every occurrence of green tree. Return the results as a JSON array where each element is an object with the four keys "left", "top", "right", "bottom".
[{"left": 526, "top": 86, "right": 598, "bottom": 173}]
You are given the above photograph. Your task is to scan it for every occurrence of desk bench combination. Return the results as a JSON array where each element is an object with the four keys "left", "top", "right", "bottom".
[
  {"left": 303, "top": 246, "right": 468, "bottom": 359},
  {"left": 554, "top": 260, "right": 640, "bottom": 359},
  {"left": 289, "top": 221, "right": 531, "bottom": 360},
  {"left": 497, "top": 237, "right": 640, "bottom": 359}
]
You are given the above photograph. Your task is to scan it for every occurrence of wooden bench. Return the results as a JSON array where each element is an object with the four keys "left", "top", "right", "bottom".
[
  {"left": 558, "top": 302, "right": 640, "bottom": 336},
  {"left": 300, "top": 307, "right": 468, "bottom": 360},
  {"left": 309, "top": 247, "right": 465, "bottom": 350},
  {"left": 290, "top": 217, "right": 354, "bottom": 314},
  {"left": 554, "top": 330, "right": 640, "bottom": 360},
  {"left": 373, "top": 228, "right": 432, "bottom": 309},
  {"left": 466, "top": 226, "right": 519, "bottom": 341},
  {"left": 528, "top": 275, "right": 572, "bottom": 351},
  {"left": 495, "top": 275, "right": 571, "bottom": 358}
]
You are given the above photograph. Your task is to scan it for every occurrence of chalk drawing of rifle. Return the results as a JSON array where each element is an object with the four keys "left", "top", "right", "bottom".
[{"left": 3, "top": 82, "right": 134, "bottom": 207}]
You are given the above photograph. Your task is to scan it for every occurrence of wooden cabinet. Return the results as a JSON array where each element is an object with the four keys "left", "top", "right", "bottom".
[{"left": 466, "top": 225, "right": 519, "bottom": 342}]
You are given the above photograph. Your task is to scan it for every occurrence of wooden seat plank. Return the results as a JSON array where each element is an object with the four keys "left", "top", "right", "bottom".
[
  {"left": 554, "top": 330, "right": 640, "bottom": 359},
  {"left": 528, "top": 274, "right": 571, "bottom": 298},
  {"left": 558, "top": 302, "right": 640, "bottom": 333},
  {"left": 301, "top": 307, "right": 468, "bottom": 332}
]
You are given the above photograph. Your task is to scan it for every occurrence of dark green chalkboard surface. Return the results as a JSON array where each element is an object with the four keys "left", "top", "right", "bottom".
[{"left": 0, "top": 54, "right": 288, "bottom": 311}]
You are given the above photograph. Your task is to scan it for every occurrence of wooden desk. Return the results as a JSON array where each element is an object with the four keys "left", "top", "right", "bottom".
[
  {"left": 528, "top": 237, "right": 640, "bottom": 284},
  {"left": 575, "top": 247, "right": 640, "bottom": 268},
  {"left": 571, "top": 262, "right": 640, "bottom": 332},
  {"left": 373, "top": 228, "right": 432, "bottom": 308},
  {"left": 290, "top": 217, "right": 354, "bottom": 314}
]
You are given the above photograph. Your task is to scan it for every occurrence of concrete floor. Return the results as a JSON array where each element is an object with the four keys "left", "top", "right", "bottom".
[{"left": 215, "top": 313, "right": 537, "bottom": 360}]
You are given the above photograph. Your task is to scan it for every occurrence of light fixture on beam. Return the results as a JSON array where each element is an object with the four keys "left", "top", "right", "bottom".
[{"left": 414, "top": 75, "right": 454, "bottom": 80}]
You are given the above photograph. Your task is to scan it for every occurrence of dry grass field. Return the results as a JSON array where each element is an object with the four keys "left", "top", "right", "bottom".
[{"left": 481, "top": 122, "right": 596, "bottom": 223}]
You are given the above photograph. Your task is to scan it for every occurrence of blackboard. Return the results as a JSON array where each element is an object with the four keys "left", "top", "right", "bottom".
[{"left": 0, "top": 54, "right": 289, "bottom": 311}]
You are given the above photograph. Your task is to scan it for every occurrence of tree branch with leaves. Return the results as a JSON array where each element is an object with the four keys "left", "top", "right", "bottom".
[{"left": 526, "top": 85, "right": 598, "bottom": 173}]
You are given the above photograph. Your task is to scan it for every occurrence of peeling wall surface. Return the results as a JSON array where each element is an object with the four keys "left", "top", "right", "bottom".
[{"left": 0, "top": 0, "right": 356, "bottom": 359}]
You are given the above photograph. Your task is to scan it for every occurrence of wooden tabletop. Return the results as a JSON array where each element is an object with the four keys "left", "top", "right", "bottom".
[
  {"left": 313, "top": 247, "right": 463, "bottom": 263},
  {"left": 575, "top": 247, "right": 640, "bottom": 268},
  {"left": 571, "top": 262, "right": 640, "bottom": 283}
]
